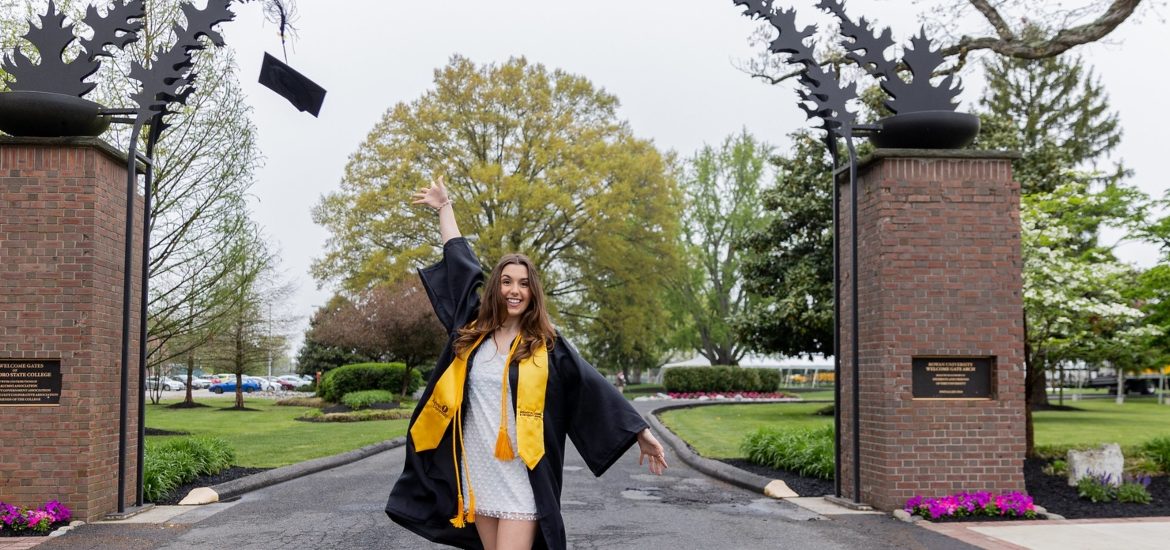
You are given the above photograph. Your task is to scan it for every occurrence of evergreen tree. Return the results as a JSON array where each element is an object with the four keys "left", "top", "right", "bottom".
[{"left": 974, "top": 47, "right": 1125, "bottom": 195}]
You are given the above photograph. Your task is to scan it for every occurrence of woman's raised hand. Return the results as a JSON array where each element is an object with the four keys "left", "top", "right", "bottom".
[{"left": 411, "top": 175, "right": 451, "bottom": 211}]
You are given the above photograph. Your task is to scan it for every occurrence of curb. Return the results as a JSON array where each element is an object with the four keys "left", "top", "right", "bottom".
[
  {"left": 208, "top": 436, "right": 407, "bottom": 501},
  {"left": 643, "top": 401, "right": 777, "bottom": 495}
]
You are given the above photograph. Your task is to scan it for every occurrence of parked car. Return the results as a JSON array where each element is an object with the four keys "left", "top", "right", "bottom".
[
  {"left": 184, "top": 376, "right": 211, "bottom": 389},
  {"left": 277, "top": 375, "right": 306, "bottom": 389},
  {"left": 209, "top": 378, "right": 261, "bottom": 394},
  {"left": 246, "top": 376, "right": 279, "bottom": 391},
  {"left": 146, "top": 377, "right": 186, "bottom": 391}
]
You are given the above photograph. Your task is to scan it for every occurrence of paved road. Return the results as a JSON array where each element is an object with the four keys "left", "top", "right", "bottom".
[{"left": 39, "top": 403, "right": 976, "bottom": 549}]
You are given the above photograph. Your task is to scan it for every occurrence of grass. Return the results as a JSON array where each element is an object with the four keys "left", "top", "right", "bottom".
[
  {"left": 658, "top": 402, "right": 832, "bottom": 457},
  {"left": 660, "top": 396, "right": 1170, "bottom": 460},
  {"left": 1033, "top": 396, "right": 1170, "bottom": 455},
  {"left": 146, "top": 398, "right": 411, "bottom": 468},
  {"left": 624, "top": 383, "right": 665, "bottom": 400}
]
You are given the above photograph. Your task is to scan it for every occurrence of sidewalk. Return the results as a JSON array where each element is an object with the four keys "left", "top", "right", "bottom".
[{"left": 641, "top": 399, "right": 1170, "bottom": 550}]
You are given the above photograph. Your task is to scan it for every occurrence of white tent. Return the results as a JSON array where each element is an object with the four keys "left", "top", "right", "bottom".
[{"left": 656, "top": 353, "right": 834, "bottom": 386}]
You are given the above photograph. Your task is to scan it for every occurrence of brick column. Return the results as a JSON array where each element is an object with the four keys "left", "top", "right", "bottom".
[
  {"left": 836, "top": 149, "right": 1026, "bottom": 510},
  {"left": 0, "top": 137, "right": 144, "bottom": 521}
]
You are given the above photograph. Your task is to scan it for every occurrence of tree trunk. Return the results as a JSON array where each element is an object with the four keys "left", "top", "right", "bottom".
[
  {"left": 235, "top": 373, "right": 244, "bottom": 409},
  {"left": 183, "top": 350, "right": 195, "bottom": 405},
  {"left": 1115, "top": 368, "right": 1125, "bottom": 405},
  {"left": 401, "top": 365, "right": 412, "bottom": 397}
]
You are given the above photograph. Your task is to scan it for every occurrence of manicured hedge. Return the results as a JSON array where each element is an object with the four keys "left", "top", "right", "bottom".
[
  {"left": 318, "top": 362, "right": 422, "bottom": 402},
  {"left": 662, "top": 366, "right": 781, "bottom": 393},
  {"left": 341, "top": 389, "right": 398, "bottom": 410}
]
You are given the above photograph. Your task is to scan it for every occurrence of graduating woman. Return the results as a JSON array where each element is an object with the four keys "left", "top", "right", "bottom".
[{"left": 386, "top": 177, "right": 669, "bottom": 550}]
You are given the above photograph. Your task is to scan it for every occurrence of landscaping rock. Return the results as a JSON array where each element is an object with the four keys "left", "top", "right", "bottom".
[
  {"left": 764, "top": 479, "right": 798, "bottom": 499},
  {"left": 178, "top": 487, "right": 220, "bottom": 505},
  {"left": 1066, "top": 443, "right": 1123, "bottom": 487},
  {"left": 893, "top": 509, "right": 913, "bottom": 522}
]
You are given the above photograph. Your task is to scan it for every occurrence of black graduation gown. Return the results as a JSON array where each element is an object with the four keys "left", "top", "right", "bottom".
[{"left": 385, "top": 237, "right": 649, "bottom": 550}]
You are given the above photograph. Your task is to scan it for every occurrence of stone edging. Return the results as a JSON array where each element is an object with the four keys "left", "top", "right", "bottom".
[
  {"left": 186, "top": 437, "right": 408, "bottom": 503},
  {"left": 643, "top": 400, "right": 792, "bottom": 498}
]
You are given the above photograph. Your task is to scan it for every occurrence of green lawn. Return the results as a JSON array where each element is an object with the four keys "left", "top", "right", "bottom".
[
  {"left": 1034, "top": 397, "right": 1170, "bottom": 454},
  {"left": 658, "top": 402, "right": 832, "bottom": 457},
  {"left": 660, "top": 396, "right": 1170, "bottom": 459},
  {"left": 146, "top": 399, "right": 410, "bottom": 468}
]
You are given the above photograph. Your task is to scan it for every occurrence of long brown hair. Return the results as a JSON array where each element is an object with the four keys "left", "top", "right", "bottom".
[{"left": 453, "top": 253, "right": 556, "bottom": 363}]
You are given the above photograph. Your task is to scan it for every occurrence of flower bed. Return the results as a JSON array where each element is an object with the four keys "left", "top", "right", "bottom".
[
  {"left": 0, "top": 500, "right": 71, "bottom": 537},
  {"left": 905, "top": 491, "right": 1039, "bottom": 521},
  {"left": 665, "top": 391, "right": 792, "bottom": 400}
]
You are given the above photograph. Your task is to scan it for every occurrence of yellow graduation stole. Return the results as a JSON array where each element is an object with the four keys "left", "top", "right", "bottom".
[{"left": 409, "top": 330, "right": 549, "bottom": 527}]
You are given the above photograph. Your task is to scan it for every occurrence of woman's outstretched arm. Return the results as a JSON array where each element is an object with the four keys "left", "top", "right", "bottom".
[{"left": 412, "top": 175, "right": 461, "bottom": 244}]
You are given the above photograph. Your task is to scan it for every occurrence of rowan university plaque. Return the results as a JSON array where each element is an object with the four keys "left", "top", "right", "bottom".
[
  {"left": 911, "top": 356, "right": 992, "bottom": 399},
  {"left": 0, "top": 359, "right": 62, "bottom": 406}
]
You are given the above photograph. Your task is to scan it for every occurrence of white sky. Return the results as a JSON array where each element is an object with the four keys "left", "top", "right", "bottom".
[{"left": 213, "top": 0, "right": 1169, "bottom": 354}]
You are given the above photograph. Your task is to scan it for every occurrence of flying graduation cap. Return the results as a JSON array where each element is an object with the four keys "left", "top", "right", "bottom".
[{"left": 258, "top": 52, "right": 325, "bottom": 116}]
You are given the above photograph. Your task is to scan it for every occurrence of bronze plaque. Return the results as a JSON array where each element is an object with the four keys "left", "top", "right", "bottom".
[
  {"left": 0, "top": 359, "right": 62, "bottom": 406},
  {"left": 912, "top": 356, "right": 992, "bottom": 399}
]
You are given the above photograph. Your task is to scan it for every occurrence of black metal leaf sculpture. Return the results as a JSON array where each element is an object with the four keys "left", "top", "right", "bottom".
[
  {"left": 816, "top": 0, "right": 896, "bottom": 79},
  {"left": 2, "top": 0, "right": 144, "bottom": 97},
  {"left": 736, "top": 0, "right": 857, "bottom": 135},
  {"left": 881, "top": 29, "right": 960, "bottom": 113},
  {"left": 79, "top": 1, "right": 146, "bottom": 62},
  {"left": 127, "top": 0, "right": 235, "bottom": 125}
]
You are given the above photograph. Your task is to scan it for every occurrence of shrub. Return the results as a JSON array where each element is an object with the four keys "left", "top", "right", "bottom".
[
  {"left": 341, "top": 389, "right": 398, "bottom": 410},
  {"left": 143, "top": 437, "right": 235, "bottom": 502},
  {"left": 297, "top": 408, "right": 412, "bottom": 422},
  {"left": 1076, "top": 474, "right": 1116, "bottom": 503},
  {"left": 1140, "top": 436, "right": 1170, "bottom": 474},
  {"left": 740, "top": 425, "right": 834, "bottom": 480},
  {"left": 295, "top": 383, "right": 316, "bottom": 392},
  {"left": 276, "top": 396, "right": 325, "bottom": 408},
  {"left": 1117, "top": 475, "right": 1153, "bottom": 504},
  {"left": 663, "top": 366, "right": 781, "bottom": 393},
  {"left": 1041, "top": 459, "right": 1068, "bottom": 477},
  {"left": 317, "top": 363, "right": 422, "bottom": 402}
]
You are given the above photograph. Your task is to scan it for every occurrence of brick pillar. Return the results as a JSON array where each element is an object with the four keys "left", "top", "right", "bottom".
[
  {"left": 837, "top": 149, "right": 1026, "bottom": 510},
  {"left": 0, "top": 137, "right": 144, "bottom": 521}
]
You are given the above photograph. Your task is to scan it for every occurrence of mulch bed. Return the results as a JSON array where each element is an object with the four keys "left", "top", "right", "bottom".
[
  {"left": 721, "top": 456, "right": 1170, "bottom": 520},
  {"left": 1023, "top": 457, "right": 1170, "bottom": 519},
  {"left": 152, "top": 466, "right": 271, "bottom": 506}
]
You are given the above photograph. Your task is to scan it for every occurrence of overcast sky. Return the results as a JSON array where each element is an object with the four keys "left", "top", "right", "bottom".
[{"left": 211, "top": 0, "right": 1168, "bottom": 355}]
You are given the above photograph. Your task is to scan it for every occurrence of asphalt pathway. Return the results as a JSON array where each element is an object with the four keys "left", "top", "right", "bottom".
[{"left": 36, "top": 402, "right": 976, "bottom": 549}]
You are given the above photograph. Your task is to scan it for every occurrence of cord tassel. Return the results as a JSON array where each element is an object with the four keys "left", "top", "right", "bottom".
[{"left": 494, "top": 335, "right": 522, "bottom": 461}]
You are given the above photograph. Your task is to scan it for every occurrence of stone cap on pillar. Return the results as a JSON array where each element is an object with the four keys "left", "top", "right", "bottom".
[
  {"left": 0, "top": 135, "right": 147, "bottom": 174},
  {"left": 833, "top": 148, "right": 1022, "bottom": 181}
]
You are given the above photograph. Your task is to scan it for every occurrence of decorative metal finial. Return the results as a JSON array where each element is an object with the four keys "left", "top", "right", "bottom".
[
  {"left": 732, "top": 0, "right": 977, "bottom": 149},
  {"left": 1, "top": 0, "right": 144, "bottom": 98}
]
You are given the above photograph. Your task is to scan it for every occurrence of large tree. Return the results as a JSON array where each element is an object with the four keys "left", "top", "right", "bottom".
[
  {"left": 310, "top": 280, "right": 447, "bottom": 396},
  {"left": 740, "top": 0, "right": 1146, "bottom": 84},
  {"left": 666, "top": 131, "right": 770, "bottom": 366},
  {"left": 736, "top": 131, "right": 835, "bottom": 358},
  {"left": 312, "top": 55, "right": 680, "bottom": 352}
]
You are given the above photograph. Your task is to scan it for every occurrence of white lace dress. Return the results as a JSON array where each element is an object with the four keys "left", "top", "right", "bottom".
[{"left": 460, "top": 336, "right": 539, "bottom": 520}]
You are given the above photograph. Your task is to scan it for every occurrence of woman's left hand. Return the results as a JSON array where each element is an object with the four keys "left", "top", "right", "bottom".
[{"left": 636, "top": 428, "right": 669, "bottom": 475}]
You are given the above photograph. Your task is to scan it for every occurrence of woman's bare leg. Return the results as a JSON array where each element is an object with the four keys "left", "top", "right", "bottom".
[
  {"left": 474, "top": 516, "right": 499, "bottom": 550},
  {"left": 495, "top": 519, "right": 538, "bottom": 550}
]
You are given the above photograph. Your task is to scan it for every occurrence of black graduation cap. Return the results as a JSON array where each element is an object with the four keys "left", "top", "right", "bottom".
[{"left": 258, "top": 52, "right": 326, "bottom": 117}]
